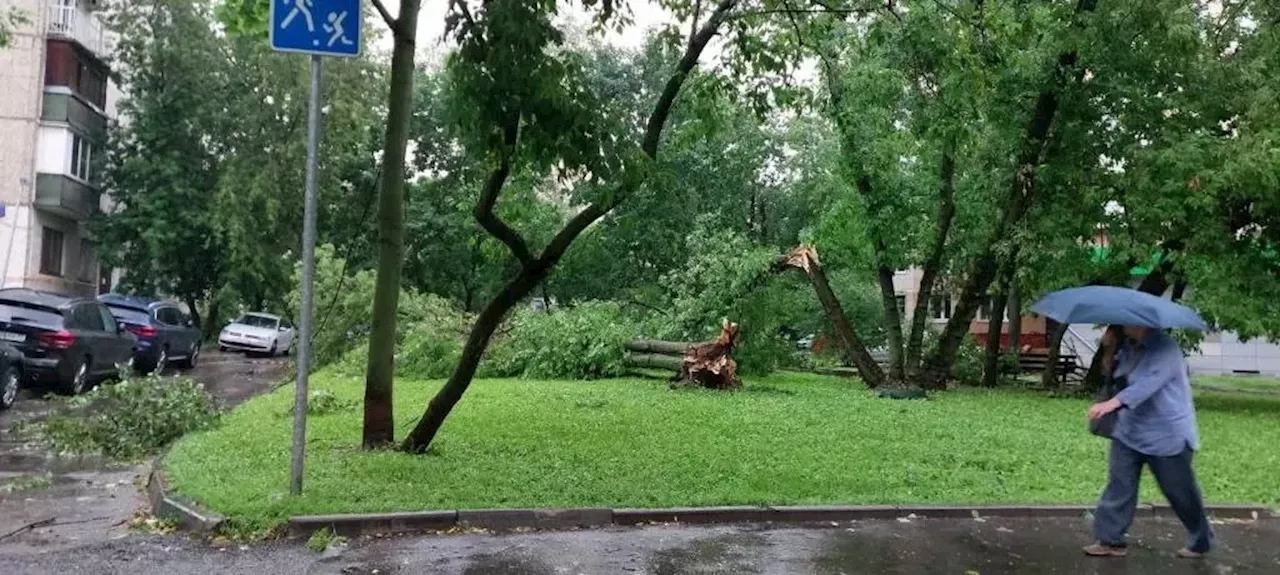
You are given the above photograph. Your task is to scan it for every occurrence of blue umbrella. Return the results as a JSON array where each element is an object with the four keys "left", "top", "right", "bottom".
[{"left": 1031, "top": 286, "right": 1208, "bottom": 331}]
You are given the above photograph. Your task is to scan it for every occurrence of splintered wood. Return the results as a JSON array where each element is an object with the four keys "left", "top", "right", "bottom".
[{"left": 672, "top": 320, "right": 742, "bottom": 390}]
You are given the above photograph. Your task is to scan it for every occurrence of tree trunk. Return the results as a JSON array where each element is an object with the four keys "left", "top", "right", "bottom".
[
  {"left": 205, "top": 298, "right": 221, "bottom": 342},
  {"left": 363, "top": 0, "right": 421, "bottom": 449},
  {"left": 875, "top": 240, "right": 905, "bottom": 382},
  {"left": 906, "top": 147, "right": 956, "bottom": 377},
  {"left": 918, "top": 0, "right": 1099, "bottom": 390},
  {"left": 401, "top": 267, "right": 546, "bottom": 453},
  {"left": 625, "top": 353, "right": 685, "bottom": 371},
  {"left": 982, "top": 290, "right": 1009, "bottom": 387},
  {"left": 184, "top": 296, "right": 203, "bottom": 332},
  {"left": 1007, "top": 273, "right": 1022, "bottom": 358},
  {"left": 782, "top": 245, "right": 887, "bottom": 388},
  {"left": 626, "top": 340, "right": 704, "bottom": 355},
  {"left": 1041, "top": 320, "right": 1069, "bottom": 389},
  {"left": 860, "top": 177, "right": 905, "bottom": 382},
  {"left": 399, "top": 0, "right": 742, "bottom": 454}
]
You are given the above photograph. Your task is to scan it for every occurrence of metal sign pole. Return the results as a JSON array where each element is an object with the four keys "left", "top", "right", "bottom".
[{"left": 290, "top": 54, "right": 323, "bottom": 496}]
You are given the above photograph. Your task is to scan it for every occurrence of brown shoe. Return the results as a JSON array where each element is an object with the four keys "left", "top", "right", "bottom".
[
  {"left": 1176, "top": 548, "right": 1205, "bottom": 559},
  {"left": 1083, "top": 543, "right": 1128, "bottom": 557}
]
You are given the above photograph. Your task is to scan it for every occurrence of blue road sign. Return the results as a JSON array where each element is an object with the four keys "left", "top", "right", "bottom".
[{"left": 270, "top": 0, "right": 362, "bottom": 57}]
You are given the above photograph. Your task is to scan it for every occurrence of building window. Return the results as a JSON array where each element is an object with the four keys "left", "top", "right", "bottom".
[
  {"left": 895, "top": 295, "right": 907, "bottom": 318},
  {"left": 41, "top": 227, "right": 65, "bottom": 277},
  {"left": 70, "top": 134, "right": 92, "bottom": 182},
  {"left": 930, "top": 293, "right": 952, "bottom": 320},
  {"left": 77, "top": 239, "right": 95, "bottom": 282}
]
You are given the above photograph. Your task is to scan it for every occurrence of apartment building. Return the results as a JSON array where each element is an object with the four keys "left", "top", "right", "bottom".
[{"left": 0, "top": 0, "right": 116, "bottom": 297}]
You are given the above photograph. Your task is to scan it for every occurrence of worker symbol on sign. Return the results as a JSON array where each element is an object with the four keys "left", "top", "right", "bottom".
[
  {"left": 324, "top": 11, "right": 355, "bottom": 47},
  {"left": 279, "top": 0, "right": 316, "bottom": 34}
]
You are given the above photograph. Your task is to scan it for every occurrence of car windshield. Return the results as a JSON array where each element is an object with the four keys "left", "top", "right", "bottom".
[{"left": 235, "top": 315, "right": 278, "bottom": 329}]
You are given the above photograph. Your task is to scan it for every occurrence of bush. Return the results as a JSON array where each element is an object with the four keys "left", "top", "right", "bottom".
[
  {"left": 294, "top": 244, "right": 474, "bottom": 370},
  {"left": 918, "top": 327, "right": 986, "bottom": 386},
  {"left": 483, "top": 301, "right": 640, "bottom": 379},
  {"left": 41, "top": 376, "right": 220, "bottom": 459}
]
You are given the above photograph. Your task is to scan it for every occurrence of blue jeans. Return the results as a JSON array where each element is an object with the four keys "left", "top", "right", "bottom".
[{"left": 1093, "top": 440, "right": 1214, "bottom": 553}]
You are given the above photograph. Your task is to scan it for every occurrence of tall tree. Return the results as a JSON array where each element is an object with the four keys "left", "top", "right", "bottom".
[
  {"left": 97, "top": 0, "right": 231, "bottom": 322},
  {"left": 400, "top": 0, "right": 744, "bottom": 453},
  {"left": 362, "top": 0, "right": 422, "bottom": 448}
]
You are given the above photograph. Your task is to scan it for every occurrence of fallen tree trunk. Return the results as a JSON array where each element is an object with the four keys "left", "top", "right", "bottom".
[
  {"left": 624, "top": 353, "right": 685, "bottom": 372},
  {"left": 625, "top": 340, "right": 706, "bottom": 355}
]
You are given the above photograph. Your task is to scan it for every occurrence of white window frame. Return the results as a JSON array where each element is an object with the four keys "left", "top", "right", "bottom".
[{"left": 70, "top": 133, "right": 92, "bottom": 183}]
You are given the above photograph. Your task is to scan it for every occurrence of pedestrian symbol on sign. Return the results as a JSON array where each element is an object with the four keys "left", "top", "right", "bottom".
[
  {"left": 270, "top": 0, "right": 361, "bottom": 57},
  {"left": 323, "top": 11, "right": 354, "bottom": 47},
  {"left": 280, "top": 0, "right": 316, "bottom": 34}
]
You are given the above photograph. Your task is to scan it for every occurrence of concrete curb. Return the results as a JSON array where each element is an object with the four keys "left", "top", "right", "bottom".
[
  {"left": 145, "top": 459, "right": 224, "bottom": 534},
  {"left": 286, "top": 503, "right": 1277, "bottom": 539}
]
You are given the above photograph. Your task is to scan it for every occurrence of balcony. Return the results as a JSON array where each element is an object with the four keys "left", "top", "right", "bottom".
[
  {"left": 35, "top": 173, "right": 101, "bottom": 222},
  {"left": 47, "top": 2, "right": 105, "bottom": 56}
]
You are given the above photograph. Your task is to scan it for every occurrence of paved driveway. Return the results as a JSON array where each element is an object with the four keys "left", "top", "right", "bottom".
[{"left": 0, "top": 350, "right": 286, "bottom": 554}]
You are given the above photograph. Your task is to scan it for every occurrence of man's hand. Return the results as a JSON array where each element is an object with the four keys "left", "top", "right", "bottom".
[{"left": 1087, "top": 398, "right": 1123, "bottom": 421}]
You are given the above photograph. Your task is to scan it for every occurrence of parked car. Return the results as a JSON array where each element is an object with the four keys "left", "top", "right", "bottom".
[
  {"left": 219, "top": 313, "right": 295, "bottom": 356},
  {"left": 100, "top": 294, "right": 203, "bottom": 374},
  {"left": 0, "top": 289, "right": 136, "bottom": 395},
  {"left": 0, "top": 342, "right": 26, "bottom": 411}
]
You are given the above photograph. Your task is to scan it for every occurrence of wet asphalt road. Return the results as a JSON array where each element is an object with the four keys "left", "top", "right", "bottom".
[
  {"left": 0, "top": 350, "right": 287, "bottom": 555},
  {"left": 0, "top": 516, "right": 1277, "bottom": 574}
]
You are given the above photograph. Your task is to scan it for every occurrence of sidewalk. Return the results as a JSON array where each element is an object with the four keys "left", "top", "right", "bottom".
[{"left": 1, "top": 515, "right": 1276, "bottom": 574}]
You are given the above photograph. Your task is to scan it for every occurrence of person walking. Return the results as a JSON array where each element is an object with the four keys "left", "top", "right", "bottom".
[{"left": 1083, "top": 325, "right": 1213, "bottom": 558}]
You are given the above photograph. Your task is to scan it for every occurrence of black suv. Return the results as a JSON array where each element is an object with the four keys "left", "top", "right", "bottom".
[
  {"left": 0, "top": 289, "right": 136, "bottom": 395},
  {"left": 100, "top": 294, "right": 203, "bottom": 374}
]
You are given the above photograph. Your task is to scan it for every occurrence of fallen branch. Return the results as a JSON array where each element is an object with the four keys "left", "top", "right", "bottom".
[{"left": 0, "top": 517, "right": 55, "bottom": 541}]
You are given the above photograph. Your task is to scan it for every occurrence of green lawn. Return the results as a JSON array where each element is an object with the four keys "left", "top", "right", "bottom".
[
  {"left": 165, "top": 372, "right": 1280, "bottom": 531},
  {"left": 1193, "top": 374, "right": 1280, "bottom": 394}
]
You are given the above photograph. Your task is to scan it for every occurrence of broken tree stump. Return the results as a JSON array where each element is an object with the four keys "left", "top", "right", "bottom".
[
  {"left": 623, "top": 322, "right": 742, "bottom": 390},
  {"left": 672, "top": 320, "right": 742, "bottom": 390}
]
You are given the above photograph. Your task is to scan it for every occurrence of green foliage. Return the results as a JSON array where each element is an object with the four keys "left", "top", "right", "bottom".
[
  {"left": 98, "top": 0, "right": 384, "bottom": 324},
  {"left": 305, "top": 526, "right": 344, "bottom": 553},
  {"left": 484, "top": 302, "right": 640, "bottom": 380},
  {"left": 915, "top": 325, "right": 985, "bottom": 386},
  {"left": 657, "top": 218, "right": 792, "bottom": 373},
  {"left": 0, "top": 6, "right": 28, "bottom": 49},
  {"left": 295, "top": 244, "right": 471, "bottom": 370},
  {"left": 41, "top": 376, "right": 220, "bottom": 459},
  {"left": 165, "top": 370, "right": 1280, "bottom": 531}
]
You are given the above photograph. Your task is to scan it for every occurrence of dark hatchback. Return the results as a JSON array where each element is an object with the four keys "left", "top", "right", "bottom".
[
  {"left": 100, "top": 294, "right": 202, "bottom": 374},
  {"left": 0, "top": 288, "right": 136, "bottom": 395}
]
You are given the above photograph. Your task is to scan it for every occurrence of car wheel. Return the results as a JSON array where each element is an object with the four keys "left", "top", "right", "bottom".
[
  {"left": 152, "top": 347, "right": 168, "bottom": 376},
  {"left": 67, "top": 360, "right": 89, "bottom": 395},
  {"left": 180, "top": 342, "right": 200, "bottom": 369},
  {"left": 0, "top": 365, "right": 19, "bottom": 410},
  {"left": 268, "top": 340, "right": 278, "bottom": 357}
]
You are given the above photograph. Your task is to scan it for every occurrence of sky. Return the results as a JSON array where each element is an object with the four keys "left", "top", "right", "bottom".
[{"left": 376, "top": 0, "right": 676, "bottom": 54}]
